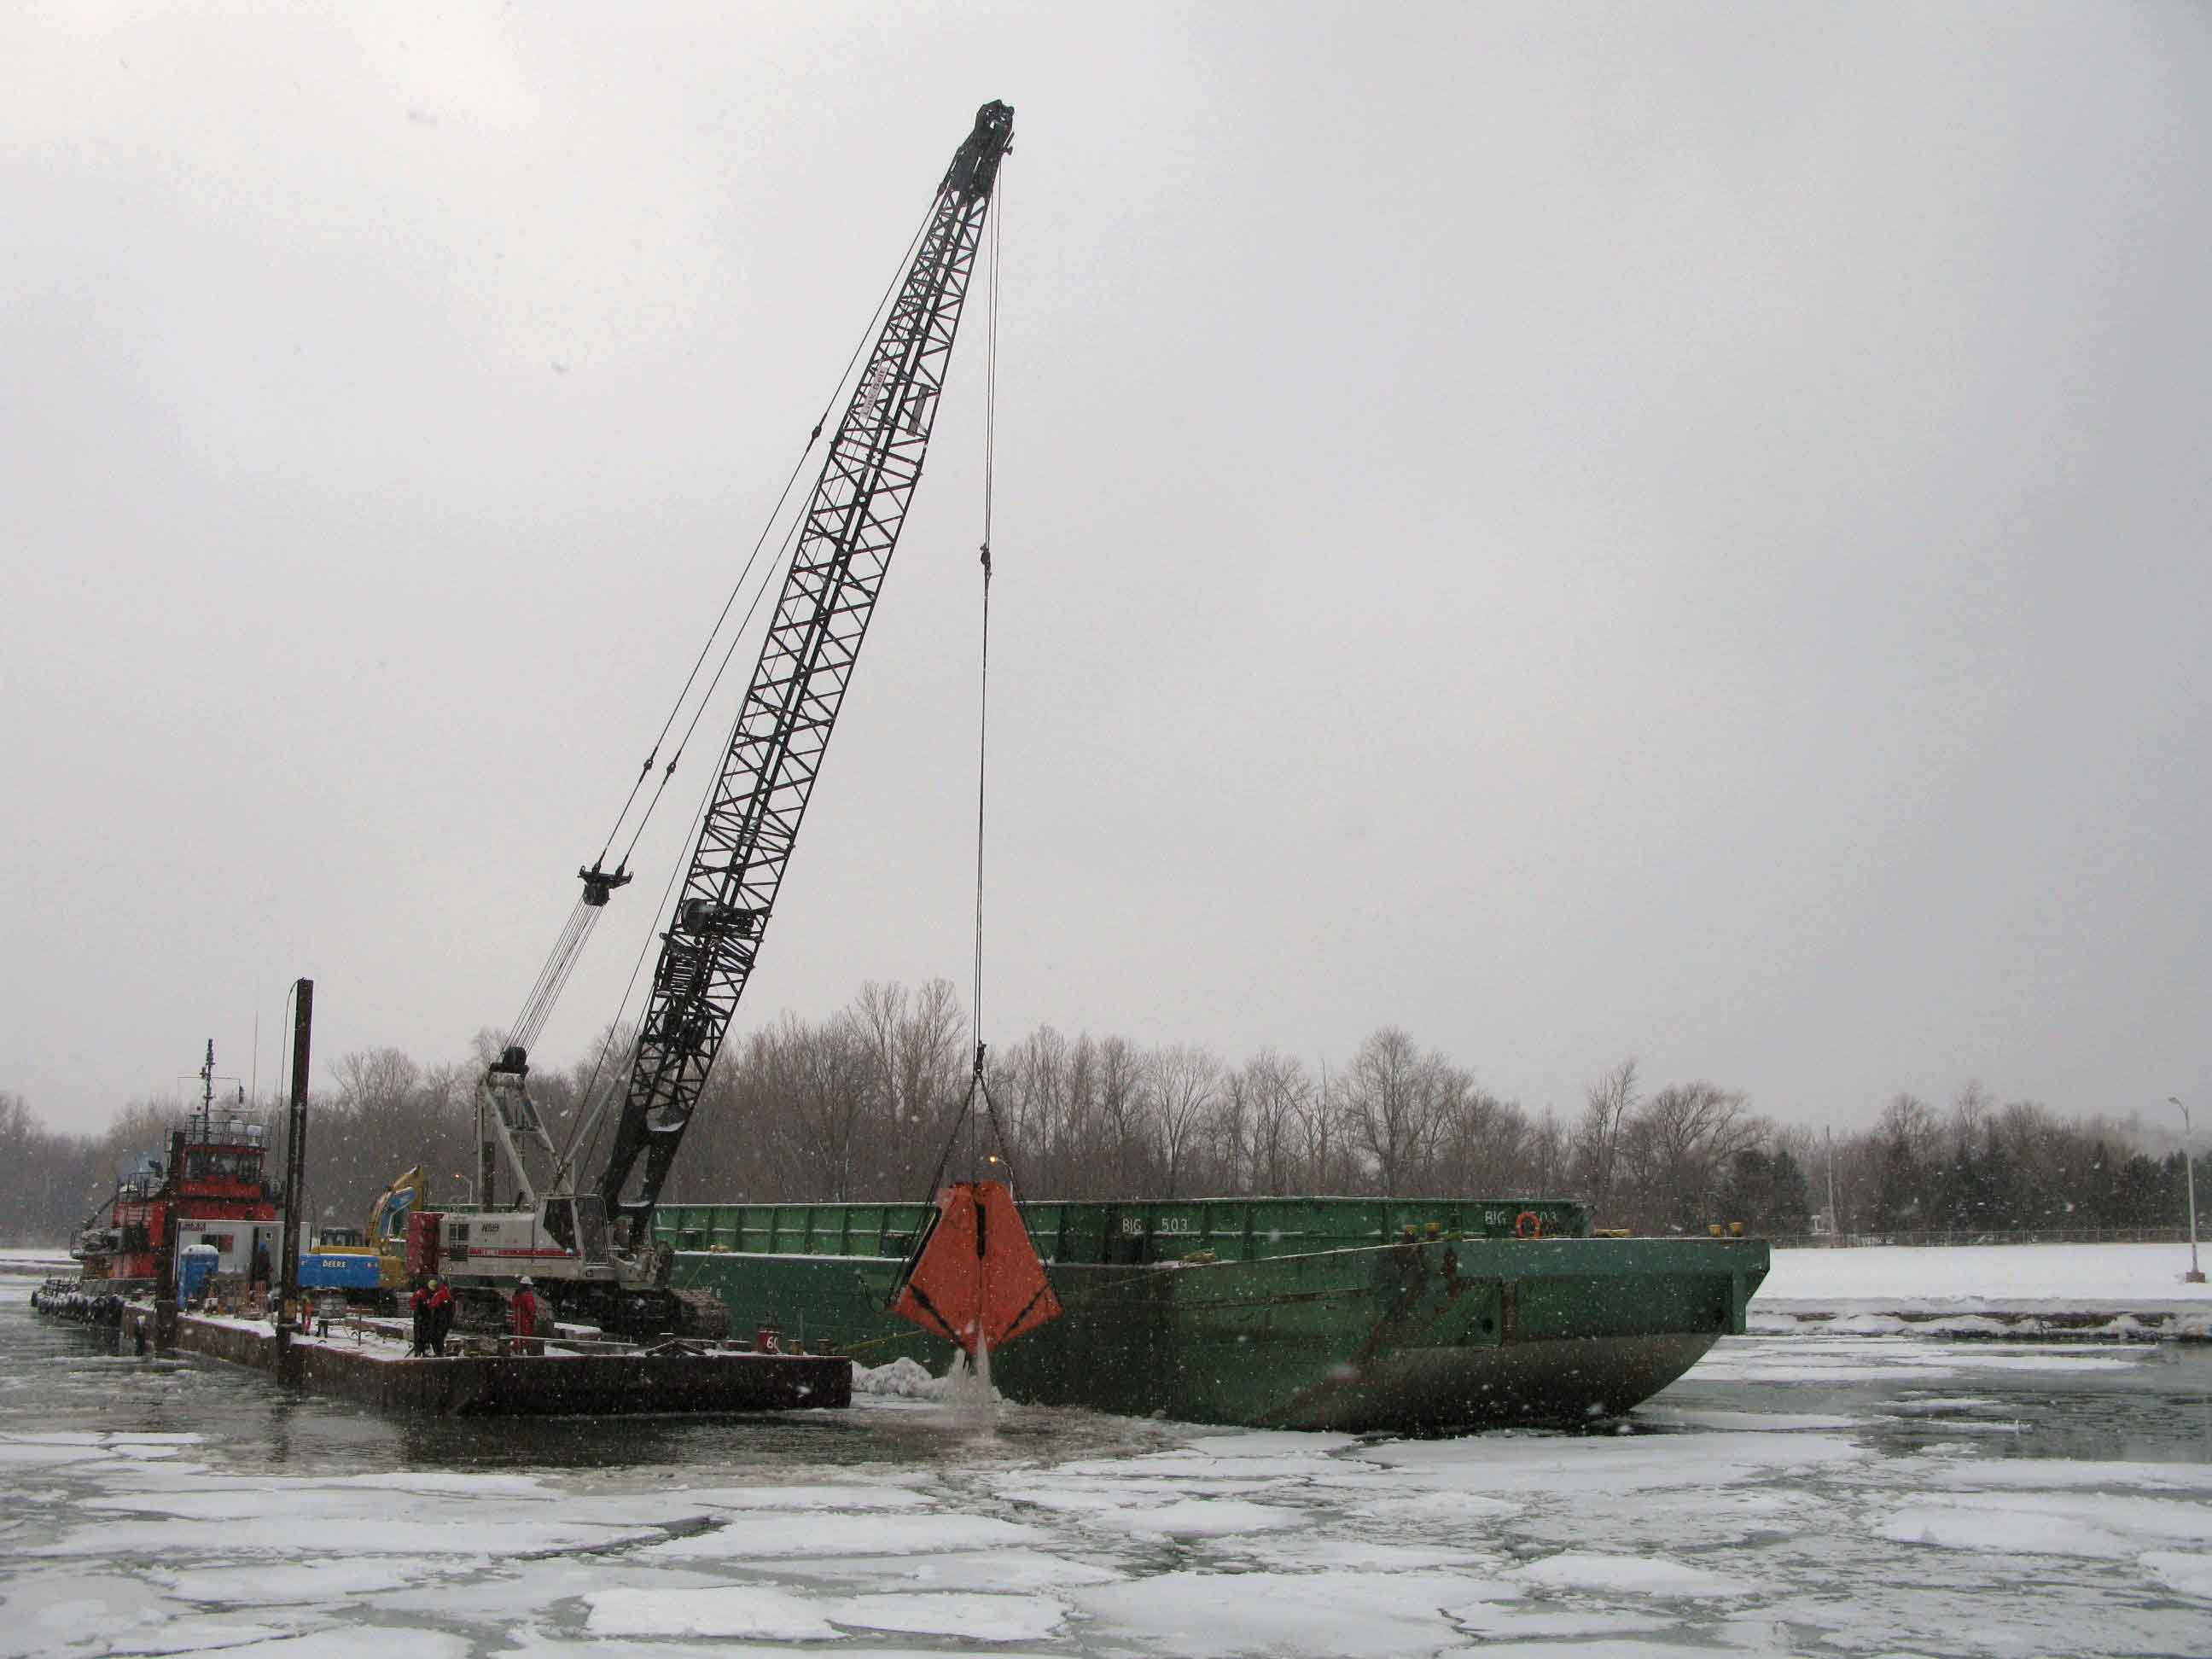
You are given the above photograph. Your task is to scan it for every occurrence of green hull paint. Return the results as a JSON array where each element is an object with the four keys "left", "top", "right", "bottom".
[{"left": 658, "top": 1196, "right": 1767, "bottom": 1432}]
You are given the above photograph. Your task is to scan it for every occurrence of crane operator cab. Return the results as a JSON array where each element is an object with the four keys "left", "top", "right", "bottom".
[
  {"left": 541, "top": 1193, "right": 613, "bottom": 1266},
  {"left": 438, "top": 1195, "right": 616, "bottom": 1280}
]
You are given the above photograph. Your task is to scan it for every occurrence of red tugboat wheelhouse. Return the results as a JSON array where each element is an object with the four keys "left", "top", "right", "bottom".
[{"left": 73, "top": 1042, "right": 283, "bottom": 1295}]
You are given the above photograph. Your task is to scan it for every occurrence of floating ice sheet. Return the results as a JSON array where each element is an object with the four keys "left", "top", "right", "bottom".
[
  {"left": 584, "top": 1586, "right": 840, "bottom": 1639},
  {"left": 1074, "top": 1568, "right": 1508, "bottom": 1659},
  {"left": 1871, "top": 1488, "right": 2212, "bottom": 1557},
  {"left": 829, "top": 1591, "right": 1069, "bottom": 1640},
  {"left": 641, "top": 1511, "right": 1045, "bottom": 1560},
  {"left": 2140, "top": 1550, "right": 2212, "bottom": 1598},
  {"left": 1097, "top": 1497, "right": 1306, "bottom": 1539},
  {"left": 768, "top": 1547, "right": 1125, "bottom": 1591},
  {"left": 1507, "top": 1550, "right": 1767, "bottom": 1598}
]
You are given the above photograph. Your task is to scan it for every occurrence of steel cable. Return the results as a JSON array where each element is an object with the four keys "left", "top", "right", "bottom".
[
  {"left": 591, "top": 203, "right": 940, "bottom": 875},
  {"left": 506, "top": 199, "right": 941, "bottom": 1073}
]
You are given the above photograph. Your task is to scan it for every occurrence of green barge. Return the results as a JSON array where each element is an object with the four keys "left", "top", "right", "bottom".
[{"left": 659, "top": 1196, "right": 1767, "bottom": 1432}]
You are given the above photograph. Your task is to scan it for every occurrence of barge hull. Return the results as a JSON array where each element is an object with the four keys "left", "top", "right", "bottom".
[
  {"left": 667, "top": 1211, "right": 1767, "bottom": 1430},
  {"left": 114, "top": 1305, "right": 851, "bottom": 1416}
]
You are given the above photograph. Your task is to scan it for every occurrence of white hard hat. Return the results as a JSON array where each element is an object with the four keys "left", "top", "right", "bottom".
[{"left": 517, "top": 1276, "right": 533, "bottom": 1287}]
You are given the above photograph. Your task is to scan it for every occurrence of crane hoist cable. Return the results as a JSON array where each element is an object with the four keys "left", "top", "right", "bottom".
[
  {"left": 912, "top": 168, "right": 1023, "bottom": 1208},
  {"left": 498, "top": 199, "right": 943, "bottom": 1064}
]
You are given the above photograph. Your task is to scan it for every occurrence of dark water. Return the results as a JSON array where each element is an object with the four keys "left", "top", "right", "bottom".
[
  {"left": 1650, "top": 1333, "right": 2212, "bottom": 1465},
  {"left": 3, "top": 1281, "right": 1164, "bottom": 1477}
]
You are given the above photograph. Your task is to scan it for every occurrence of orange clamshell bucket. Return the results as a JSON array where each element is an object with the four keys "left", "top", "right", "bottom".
[{"left": 888, "top": 1179, "right": 1062, "bottom": 1357}]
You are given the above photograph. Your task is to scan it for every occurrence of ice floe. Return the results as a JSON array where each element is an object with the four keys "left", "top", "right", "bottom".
[
  {"left": 828, "top": 1590, "right": 1069, "bottom": 1640},
  {"left": 584, "top": 1585, "right": 840, "bottom": 1639},
  {"left": 1871, "top": 1488, "right": 2212, "bottom": 1556},
  {"left": 768, "top": 1546, "right": 1125, "bottom": 1590},
  {"left": 2140, "top": 1550, "right": 2212, "bottom": 1599},
  {"left": 640, "top": 1511, "right": 1045, "bottom": 1559},
  {"left": 1505, "top": 1549, "right": 1767, "bottom": 1598},
  {"left": 1098, "top": 1496, "right": 1305, "bottom": 1539},
  {"left": 1073, "top": 1568, "right": 1514, "bottom": 1658}
]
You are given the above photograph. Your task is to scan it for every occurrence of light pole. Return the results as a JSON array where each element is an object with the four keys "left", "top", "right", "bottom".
[
  {"left": 2172, "top": 1097, "right": 2203, "bottom": 1284},
  {"left": 452, "top": 1173, "right": 474, "bottom": 1208}
]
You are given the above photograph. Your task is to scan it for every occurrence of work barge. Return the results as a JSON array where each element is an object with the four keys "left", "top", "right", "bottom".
[
  {"left": 43, "top": 1013, "right": 850, "bottom": 1418},
  {"left": 95, "top": 1299, "right": 851, "bottom": 1417}
]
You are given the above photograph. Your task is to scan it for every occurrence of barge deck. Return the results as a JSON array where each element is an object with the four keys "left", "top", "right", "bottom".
[{"left": 102, "top": 1302, "right": 851, "bottom": 1417}]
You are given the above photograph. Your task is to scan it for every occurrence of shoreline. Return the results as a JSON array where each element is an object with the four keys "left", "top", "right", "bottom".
[{"left": 1752, "top": 1301, "right": 2211, "bottom": 1342}]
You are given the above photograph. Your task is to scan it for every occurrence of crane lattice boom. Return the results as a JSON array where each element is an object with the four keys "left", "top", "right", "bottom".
[{"left": 597, "top": 101, "right": 1014, "bottom": 1241}]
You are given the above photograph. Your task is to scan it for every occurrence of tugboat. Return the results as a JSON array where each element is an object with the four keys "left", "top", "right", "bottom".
[{"left": 64, "top": 1042, "right": 282, "bottom": 1301}]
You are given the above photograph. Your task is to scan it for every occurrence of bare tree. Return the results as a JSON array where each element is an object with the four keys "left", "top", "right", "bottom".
[
  {"left": 848, "top": 979, "right": 966, "bottom": 1192},
  {"left": 1242, "top": 1051, "right": 1313, "bottom": 1196},
  {"left": 1094, "top": 1036, "right": 1151, "bottom": 1196},
  {"left": 1342, "top": 1028, "right": 1437, "bottom": 1195},
  {"left": 1525, "top": 1105, "right": 1569, "bottom": 1194},
  {"left": 1211, "top": 1064, "right": 1254, "bottom": 1194},
  {"left": 1575, "top": 1057, "right": 1639, "bottom": 1213},
  {"left": 1430, "top": 1080, "right": 1530, "bottom": 1196},
  {"left": 762, "top": 1012, "right": 877, "bottom": 1200},
  {"left": 1631, "top": 1082, "right": 1762, "bottom": 1231},
  {"left": 1294, "top": 1062, "right": 1349, "bottom": 1192},
  {"left": 1145, "top": 1045, "right": 1220, "bottom": 1199},
  {"left": 335, "top": 1048, "right": 422, "bottom": 1115}
]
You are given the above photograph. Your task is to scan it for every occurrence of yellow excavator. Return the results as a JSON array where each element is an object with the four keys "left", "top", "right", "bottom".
[{"left": 298, "top": 1167, "right": 424, "bottom": 1309}]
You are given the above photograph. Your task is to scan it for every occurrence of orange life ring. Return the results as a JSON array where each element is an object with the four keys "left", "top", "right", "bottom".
[{"left": 1514, "top": 1210, "right": 1544, "bottom": 1239}]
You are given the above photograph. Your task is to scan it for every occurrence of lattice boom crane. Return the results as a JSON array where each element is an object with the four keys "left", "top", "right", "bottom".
[
  {"left": 599, "top": 99, "right": 1014, "bottom": 1244},
  {"left": 443, "top": 102, "right": 1013, "bottom": 1337}
]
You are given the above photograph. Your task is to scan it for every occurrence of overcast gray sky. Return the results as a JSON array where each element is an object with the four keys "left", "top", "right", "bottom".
[{"left": 4, "top": 3, "right": 2206, "bottom": 1140}]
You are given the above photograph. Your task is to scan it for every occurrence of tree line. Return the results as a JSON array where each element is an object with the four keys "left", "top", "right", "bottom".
[
  {"left": 4, "top": 981, "right": 2202, "bottom": 1247},
  {"left": 1825, "top": 1085, "right": 2201, "bottom": 1237}
]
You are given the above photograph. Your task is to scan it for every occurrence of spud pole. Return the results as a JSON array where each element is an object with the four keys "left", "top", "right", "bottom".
[{"left": 276, "top": 979, "right": 314, "bottom": 1349}]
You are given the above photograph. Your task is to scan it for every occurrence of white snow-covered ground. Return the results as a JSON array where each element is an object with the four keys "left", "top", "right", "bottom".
[
  {"left": 1755, "top": 1243, "right": 2212, "bottom": 1341},
  {"left": 1760, "top": 1243, "right": 2212, "bottom": 1308}
]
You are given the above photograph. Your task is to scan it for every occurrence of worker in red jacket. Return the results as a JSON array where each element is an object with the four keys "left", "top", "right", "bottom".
[
  {"left": 510, "top": 1276, "right": 542, "bottom": 1356},
  {"left": 427, "top": 1277, "right": 454, "bottom": 1356}
]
